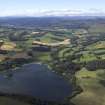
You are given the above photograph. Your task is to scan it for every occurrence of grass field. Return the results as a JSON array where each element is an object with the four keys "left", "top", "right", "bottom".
[
  {"left": 37, "top": 52, "right": 51, "bottom": 62},
  {"left": 87, "top": 41, "right": 105, "bottom": 50},
  {"left": 80, "top": 53, "right": 97, "bottom": 62},
  {"left": 0, "top": 97, "right": 30, "bottom": 105},
  {"left": 88, "top": 24, "right": 105, "bottom": 33},
  {"left": 71, "top": 68, "right": 105, "bottom": 105}
]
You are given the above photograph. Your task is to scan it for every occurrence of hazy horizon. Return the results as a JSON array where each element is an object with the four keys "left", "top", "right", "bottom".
[{"left": 0, "top": 0, "right": 105, "bottom": 16}]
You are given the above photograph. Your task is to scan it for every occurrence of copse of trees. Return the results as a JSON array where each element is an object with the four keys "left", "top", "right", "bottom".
[
  {"left": 8, "top": 31, "right": 28, "bottom": 41},
  {"left": 85, "top": 60, "right": 105, "bottom": 71}
]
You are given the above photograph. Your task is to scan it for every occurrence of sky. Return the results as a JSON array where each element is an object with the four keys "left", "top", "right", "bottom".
[{"left": 0, "top": 0, "right": 105, "bottom": 16}]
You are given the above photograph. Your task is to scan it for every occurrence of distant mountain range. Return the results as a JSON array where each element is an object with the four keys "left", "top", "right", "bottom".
[{"left": 0, "top": 15, "right": 104, "bottom": 29}]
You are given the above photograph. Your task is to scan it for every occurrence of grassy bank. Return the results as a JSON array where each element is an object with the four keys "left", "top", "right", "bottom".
[{"left": 71, "top": 68, "right": 105, "bottom": 105}]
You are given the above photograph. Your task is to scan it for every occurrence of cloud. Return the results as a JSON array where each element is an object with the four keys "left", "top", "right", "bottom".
[{"left": 0, "top": 9, "right": 105, "bottom": 17}]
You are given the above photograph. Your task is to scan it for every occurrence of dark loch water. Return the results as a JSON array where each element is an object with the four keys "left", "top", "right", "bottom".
[{"left": 0, "top": 63, "right": 73, "bottom": 102}]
